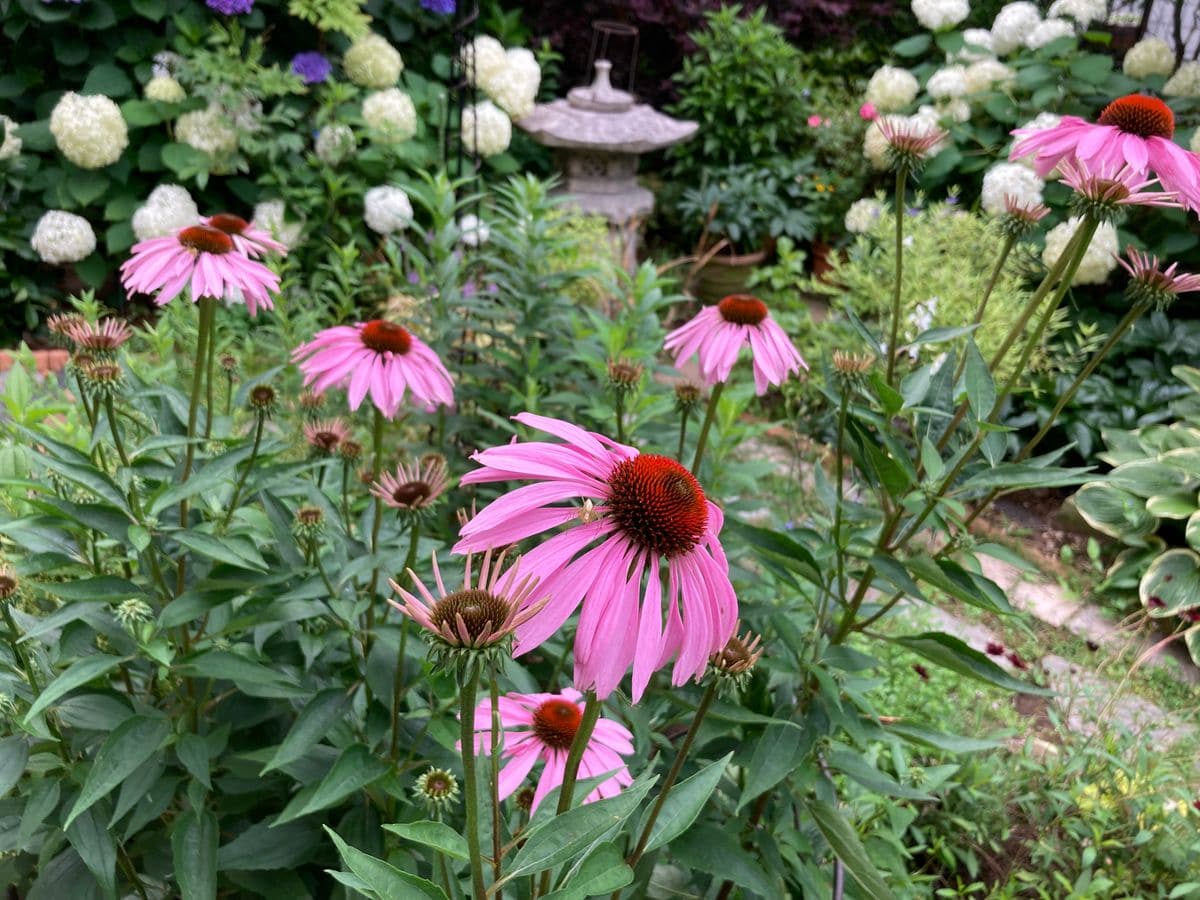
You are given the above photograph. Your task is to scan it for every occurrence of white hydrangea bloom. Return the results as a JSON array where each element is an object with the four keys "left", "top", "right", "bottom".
[
  {"left": 1122, "top": 37, "right": 1175, "bottom": 79},
  {"left": 31, "top": 211, "right": 96, "bottom": 264},
  {"left": 49, "top": 92, "right": 128, "bottom": 169},
  {"left": 253, "top": 199, "right": 303, "bottom": 249},
  {"left": 964, "top": 58, "right": 1015, "bottom": 93},
  {"left": 144, "top": 76, "right": 185, "bottom": 104},
  {"left": 912, "top": 0, "right": 969, "bottom": 31},
  {"left": 462, "top": 36, "right": 507, "bottom": 89},
  {"left": 1042, "top": 217, "right": 1119, "bottom": 285},
  {"left": 131, "top": 184, "right": 199, "bottom": 241},
  {"left": 458, "top": 213, "right": 490, "bottom": 247},
  {"left": 939, "top": 97, "right": 971, "bottom": 123},
  {"left": 844, "top": 198, "right": 884, "bottom": 234},
  {"left": 1025, "top": 18, "right": 1076, "bottom": 51},
  {"left": 980, "top": 163, "right": 1045, "bottom": 215},
  {"left": 364, "top": 185, "right": 413, "bottom": 234},
  {"left": 1190, "top": 128, "right": 1200, "bottom": 155},
  {"left": 461, "top": 101, "right": 511, "bottom": 157},
  {"left": 863, "top": 119, "right": 891, "bottom": 170},
  {"left": 175, "top": 104, "right": 238, "bottom": 158},
  {"left": 0, "top": 115, "right": 21, "bottom": 161},
  {"left": 991, "top": 2, "right": 1042, "bottom": 55},
  {"left": 952, "top": 28, "right": 996, "bottom": 62},
  {"left": 1048, "top": 0, "right": 1105, "bottom": 25},
  {"left": 927, "top": 66, "right": 968, "bottom": 99},
  {"left": 363, "top": 89, "right": 417, "bottom": 142},
  {"left": 1164, "top": 61, "right": 1200, "bottom": 97},
  {"left": 483, "top": 48, "right": 541, "bottom": 120},
  {"left": 865, "top": 66, "right": 919, "bottom": 113},
  {"left": 863, "top": 112, "right": 946, "bottom": 170},
  {"left": 315, "top": 124, "right": 356, "bottom": 165},
  {"left": 344, "top": 33, "right": 404, "bottom": 88}
]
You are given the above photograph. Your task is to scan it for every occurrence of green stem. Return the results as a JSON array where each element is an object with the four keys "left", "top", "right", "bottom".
[
  {"left": 3, "top": 604, "right": 69, "bottom": 761},
  {"left": 204, "top": 315, "right": 217, "bottom": 439},
  {"left": 556, "top": 691, "right": 601, "bottom": 814},
  {"left": 460, "top": 666, "right": 489, "bottom": 900},
  {"left": 676, "top": 407, "right": 690, "bottom": 462},
  {"left": 690, "top": 382, "right": 725, "bottom": 475},
  {"left": 177, "top": 297, "right": 216, "bottom": 596},
  {"left": 614, "top": 390, "right": 625, "bottom": 445},
  {"left": 389, "top": 521, "right": 421, "bottom": 761},
  {"left": 490, "top": 670, "right": 503, "bottom": 898},
  {"left": 950, "top": 232, "right": 1016, "bottom": 389},
  {"left": 225, "top": 372, "right": 233, "bottom": 418},
  {"left": 831, "top": 388, "right": 851, "bottom": 607},
  {"left": 341, "top": 458, "right": 353, "bottom": 538},
  {"left": 365, "top": 408, "right": 386, "bottom": 654},
  {"left": 104, "top": 394, "right": 131, "bottom": 470},
  {"left": 223, "top": 412, "right": 265, "bottom": 527},
  {"left": 885, "top": 167, "right": 908, "bottom": 387}
]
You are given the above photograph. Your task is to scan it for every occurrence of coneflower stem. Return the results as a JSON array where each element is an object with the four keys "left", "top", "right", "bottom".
[
  {"left": 365, "top": 408, "right": 386, "bottom": 647},
  {"left": 614, "top": 390, "right": 626, "bottom": 444},
  {"left": 223, "top": 411, "right": 265, "bottom": 526},
  {"left": 224, "top": 372, "right": 233, "bottom": 418},
  {"left": 885, "top": 166, "right": 909, "bottom": 387},
  {"left": 951, "top": 232, "right": 1016, "bottom": 389},
  {"left": 388, "top": 522, "right": 421, "bottom": 761},
  {"left": 340, "top": 459, "right": 353, "bottom": 538},
  {"left": 832, "top": 387, "right": 851, "bottom": 607},
  {"left": 490, "top": 670, "right": 504, "bottom": 898},
  {"left": 204, "top": 316, "right": 217, "bottom": 439},
  {"left": 690, "top": 381, "right": 725, "bottom": 475},
  {"left": 556, "top": 691, "right": 601, "bottom": 814},
  {"left": 459, "top": 665, "right": 489, "bottom": 900},
  {"left": 677, "top": 406, "right": 691, "bottom": 462},
  {"left": 177, "top": 297, "right": 216, "bottom": 596}
]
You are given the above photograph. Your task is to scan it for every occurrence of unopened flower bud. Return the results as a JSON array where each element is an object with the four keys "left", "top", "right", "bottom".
[{"left": 248, "top": 384, "right": 278, "bottom": 416}]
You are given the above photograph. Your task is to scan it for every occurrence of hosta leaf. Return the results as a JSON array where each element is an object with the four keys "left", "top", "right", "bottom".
[
  {"left": 1139, "top": 549, "right": 1200, "bottom": 616},
  {"left": 1073, "top": 482, "right": 1156, "bottom": 545}
]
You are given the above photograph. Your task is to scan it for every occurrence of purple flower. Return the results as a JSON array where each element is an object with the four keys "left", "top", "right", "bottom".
[
  {"left": 406, "top": 270, "right": 420, "bottom": 285},
  {"left": 206, "top": 0, "right": 253, "bottom": 14},
  {"left": 420, "top": 0, "right": 455, "bottom": 13},
  {"left": 291, "top": 52, "right": 332, "bottom": 85}
]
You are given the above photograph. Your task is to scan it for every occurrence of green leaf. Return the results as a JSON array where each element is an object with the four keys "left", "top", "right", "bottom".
[
  {"left": 806, "top": 799, "right": 898, "bottom": 900},
  {"left": 261, "top": 688, "right": 351, "bottom": 774},
  {"left": 739, "top": 722, "right": 814, "bottom": 811},
  {"left": 1106, "top": 459, "right": 1190, "bottom": 498},
  {"left": 957, "top": 462, "right": 1094, "bottom": 494},
  {"left": 274, "top": 744, "right": 389, "bottom": 825},
  {"left": 895, "top": 632, "right": 1051, "bottom": 695},
  {"left": 64, "top": 715, "right": 170, "bottom": 828},
  {"left": 66, "top": 805, "right": 117, "bottom": 899},
  {"left": 1068, "top": 53, "right": 1112, "bottom": 83},
  {"left": 217, "top": 820, "right": 322, "bottom": 872},
  {"left": 882, "top": 722, "right": 1002, "bottom": 753},
  {"left": 68, "top": 170, "right": 110, "bottom": 206},
  {"left": 671, "top": 823, "right": 776, "bottom": 897},
  {"left": 1073, "top": 482, "right": 1157, "bottom": 545},
  {"left": 641, "top": 752, "right": 731, "bottom": 853},
  {"left": 176, "top": 733, "right": 212, "bottom": 789},
  {"left": 178, "top": 650, "right": 296, "bottom": 689},
  {"left": 904, "top": 553, "right": 1013, "bottom": 615},
  {"left": 825, "top": 749, "right": 934, "bottom": 800},
  {"left": 82, "top": 63, "right": 133, "bottom": 98},
  {"left": 383, "top": 821, "right": 469, "bottom": 862},
  {"left": 41, "top": 576, "right": 143, "bottom": 601},
  {"left": 23, "top": 655, "right": 124, "bottom": 723},
  {"left": 892, "top": 34, "right": 931, "bottom": 56},
  {"left": 130, "top": 0, "right": 167, "bottom": 21},
  {"left": 325, "top": 827, "right": 448, "bottom": 900},
  {"left": 0, "top": 735, "right": 30, "bottom": 799},
  {"left": 962, "top": 339, "right": 995, "bottom": 421},
  {"left": 1140, "top": 549, "right": 1200, "bottom": 616},
  {"left": 173, "top": 531, "right": 268, "bottom": 571},
  {"left": 172, "top": 810, "right": 219, "bottom": 900},
  {"left": 543, "top": 842, "right": 633, "bottom": 900}
]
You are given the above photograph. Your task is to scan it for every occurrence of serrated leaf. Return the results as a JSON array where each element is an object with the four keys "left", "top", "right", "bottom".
[
  {"left": 65, "top": 716, "right": 170, "bottom": 828},
  {"left": 176, "top": 733, "right": 212, "bottom": 789}
]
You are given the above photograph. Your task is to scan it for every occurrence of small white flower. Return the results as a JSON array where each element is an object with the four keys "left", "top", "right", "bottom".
[
  {"left": 964, "top": 58, "right": 1015, "bottom": 94},
  {"left": 458, "top": 213, "right": 490, "bottom": 246},
  {"left": 315, "top": 124, "right": 356, "bottom": 165},
  {"left": 912, "top": 0, "right": 969, "bottom": 31},
  {"left": 1164, "top": 61, "right": 1200, "bottom": 97},
  {"left": 175, "top": 103, "right": 238, "bottom": 158},
  {"left": 50, "top": 92, "right": 128, "bottom": 169},
  {"left": 844, "top": 198, "right": 883, "bottom": 234},
  {"left": 144, "top": 75, "right": 185, "bottom": 104},
  {"left": 1122, "top": 37, "right": 1175, "bottom": 79},
  {"left": 939, "top": 98, "right": 971, "bottom": 123},
  {"left": 952, "top": 29, "right": 996, "bottom": 62},
  {"left": 363, "top": 89, "right": 417, "bottom": 142},
  {"left": 483, "top": 48, "right": 541, "bottom": 120},
  {"left": 152, "top": 51, "right": 183, "bottom": 78},
  {"left": 364, "top": 185, "right": 413, "bottom": 234},
  {"left": 344, "top": 33, "right": 404, "bottom": 88},
  {"left": 991, "top": 2, "right": 1041, "bottom": 55},
  {"left": 1025, "top": 18, "right": 1076, "bottom": 51},
  {"left": 927, "top": 65, "right": 968, "bottom": 99},
  {"left": 31, "top": 211, "right": 96, "bottom": 264},
  {"left": 132, "top": 184, "right": 200, "bottom": 241},
  {"left": 865, "top": 66, "right": 919, "bottom": 112},
  {"left": 1042, "top": 216, "right": 1119, "bottom": 286},
  {"left": 1048, "top": 0, "right": 1105, "bottom": 26},
  {"left": 981, "top": 163, "right": 1045, "bottom": 215},
  {"left": 0, "top": 115, "right": 21, "bottom": 161},
  {"left": 461, "top": 100, "right": 511, "bottom": 157},
  {"left": 253, "top": 199, "right": 303, "bottom": 249},
  {"left": 462, "top": 35, "right": 507, "bottom": 88}
]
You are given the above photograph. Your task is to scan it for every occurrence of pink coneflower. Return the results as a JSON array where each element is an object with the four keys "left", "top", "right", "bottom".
[
  {"left": 65, "top": 317, "right": 133, "bottom": 352},
  {"left": 454, "top": 413, "right": 737, "bottom": 701},
  {"left": 120, "top": 225, "right": 280, "bottom": 314},
  {"left": 1056, "top": 159, "right": 1181, "bottom": 212},
  {"left": 878, "top": 116, "right": 948, "bottom": 169},
  {"left": 291, "top": 320, "right": 454, "bottom": 419},
  {"left": 1001, "top": 195, "right": 1051, "bottom": 233},
  {"left": 1010, "top": 94, "right": 1200, "bottom": 213},
  {"left": 663, "top": 295, "right": 807, "bottom": 395},
  {"left": 303, "top": 417, "right": 350, "bottom": 454},
  {"left": 370, "top": 455, "right": 450, "bottom": 510},
  {"left": 204, "top": 213, "right": 288, "bottom": 258},
  {"left": 1117, "top": 247, "right": 1200, "bottom": 308},
  {"left": 471, "top": 688, "right": 633, "bottom": 812}
]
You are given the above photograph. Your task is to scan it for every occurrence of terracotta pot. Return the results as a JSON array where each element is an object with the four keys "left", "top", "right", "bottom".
[
  {"left": 810, "top": 241, "right": 836, "bottom": 281},
  {"left": 692, "top": 246, "right": 768, "bottom": 305}
]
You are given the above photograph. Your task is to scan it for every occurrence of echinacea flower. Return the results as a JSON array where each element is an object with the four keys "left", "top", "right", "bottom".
[
  {"left": 471, "top": 688, "right": 633, "bottom": 812},
  {"left": 877, "top": 115, "right": 949, "bottom": 170},
  {"left": 999, "top": 195, "right": 1051, "bottom": 237},
  {"left": 120, "top": 225, "right": 280, "bottom": 313},
  {"left": 663, "top": 295, "right": 807, "bottom": 395},
  {"left": 303, "top": 418, "right": 350, "bottom": 454},
  {"left": 291, "top": 320, "right": 454, "bottom": 419},
  {"left": 1056, "top": 159, "right": 1181, "bottom": 217},
  {"left": 453, "top": 413, "right": 738, "bottom": 701},
  {"left": 1010, "top": 94, "right": 1200, "bottom": 213},
  {"left": 65, "top": 317, "right": 133, "bottom": 352},
  {"left": 1118, "top": 247, "right": 1200, "bottom": 309},
  {"left": 203, "top": 213, "right": 288, "bottom": 258},
  {"left": 371, "top": 455, "right": 450, "bottom": 511}
]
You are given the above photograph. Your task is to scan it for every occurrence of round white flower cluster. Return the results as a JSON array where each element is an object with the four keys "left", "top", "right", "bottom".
[
  {"left": 865, "top": 65, "right": 919, "bottom": 113},
  {"left": 315, "top": 124, "right": 356, "bottom": 165},
  {"left": 364, "top": 185, "right": 413, "bottom": 234},
  {"left": 31, "top": 211, "right": 96, "bottom": 264},
  {"left": 50, "top": 92, "right": 127, "bottom": 169},
  {"left": 862, "top": 112, "right": 947, "bottom": 170},
  {"left": 461, "top": 100, "right": 512, "bottom": 157},
  {"left": 144, "top": 76, "right": 185, "bottom": 104},
  {"left": 344, "top": 33, "right": 404, "bottom": 88},
  {"left": 0, "top": 115, "right": 21, "bottom": 161},
  {"left": 1048, "top": 0, "right": 1105, "bottom": 26},
  {"left": 980, "top": 163, "right": 1045, "bottom": 215},
  {"left": 1164, "top": 61, "right": 1200, "bottom": 96},
  {"left": 927, "top": 65, "right": 968, "bottom": 99},
  {"left": 1122, "top": 37, "right": 1175, "bottom": 79},
  {"left": 1042, "top": 217, "right": 1119, "bottom": 285},
  {"left": 935, "top": 98, "right": 971, "bottom": 123},
  {"left": 912, "top": 0, "right": 968, "bottom": 31},
  {"left": 482, "top": 48, "right": 541, "bottom": 120},
  {"left": 132, "top": 184, "right": 199, "bottom": 241},
  {"left": 953, "top": 28, "right": 996, "bottom": 62},
  {"left": 844, "top": 197, "right": 884, "bottom": 234},
  {"left": 991, "top": 2, "right": 1041, "bottom": 55},
  {"left": 964, "top": 58, "right": 1014, "bottom": 94},
  {"left": 363, "top": 88, "right": 417, "bottom": 143},
  {"left": 253, "top": 199, "right": 303, "bottom": 249},
  {"left": 175, "top": 103, "right": 238, "bottom": 158},
  {"left": 1025, "top": 18, "right": 1076, "bottom": 51},
  {"left": 462, "top": 36, "right": 507, "bottom": 89},
  {"left": 458, "top": 213, "right": 490, "bottom": 247}
]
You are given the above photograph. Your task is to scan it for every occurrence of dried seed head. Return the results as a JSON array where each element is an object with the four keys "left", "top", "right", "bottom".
[
  {"left": 673, "top": 381, "right": 703, "bottom": 414},
  {"left": 606, "top": 357, "right": 644, "bottom": 393}
]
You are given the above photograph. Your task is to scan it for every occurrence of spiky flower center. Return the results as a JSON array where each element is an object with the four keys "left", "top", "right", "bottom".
[
  {"left": 361, "top": 320, "right": 412, "bottom": 355},
  {"left": 532, "top": 698, "right": 583, "bottom": 750},
  {"left": 310, "top": 430, "right": 341, "bottom": 451},
  {"left": 391, "top": 480, "right": 431, "bottom": 506},
  {"left": 1098, "top": 94, "right": 1174, "bottom": 139},
  {"left": 606, "top": 454, "right": 708, "bottom": 557},
  {"left": 717, "top": 294, "right": 769, "bottom": 326},
  {"left": 250, "top": 385, "right": 277, "bottom": 409},
  {"left": 178, "top": 225, "right": 234, "bottom": 255},
  {"left": 208, "top": 213, "right": 250, "bottom": 235},
  {"left": 419, "top": 769, "right": 457, "bottom": 798},
  {"left": 429, "top": 588, "right": 510, "bottom": 639}
]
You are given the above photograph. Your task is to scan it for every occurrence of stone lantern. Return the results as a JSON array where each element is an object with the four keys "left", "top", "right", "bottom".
[{"left": 518, "top": 60, "right": 697, "bottom": 271}]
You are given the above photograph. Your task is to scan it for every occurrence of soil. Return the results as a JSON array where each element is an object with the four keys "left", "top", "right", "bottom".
[{"left": 974, "top": 487, "right": 1097, "bottom": 583}]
